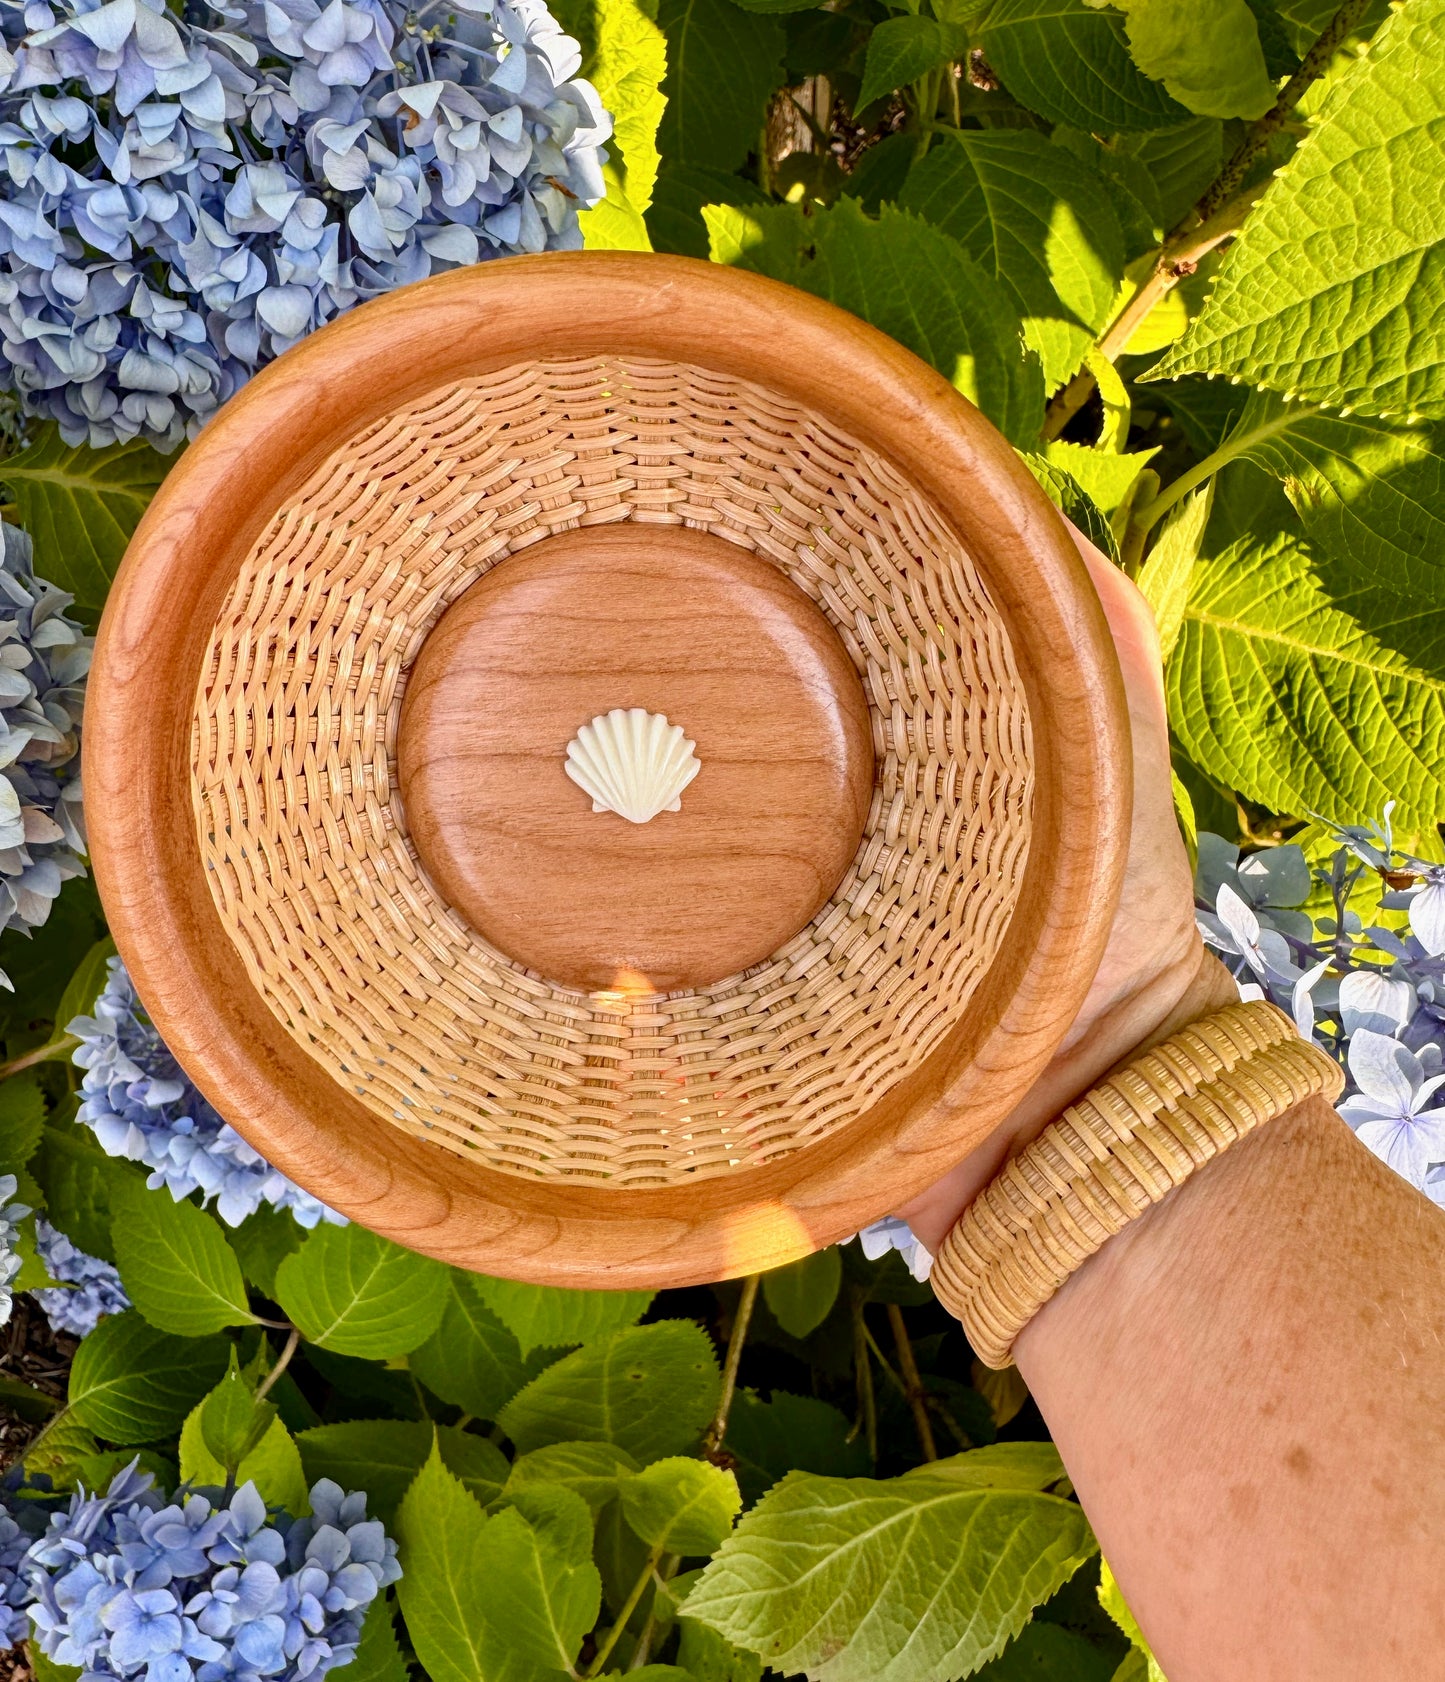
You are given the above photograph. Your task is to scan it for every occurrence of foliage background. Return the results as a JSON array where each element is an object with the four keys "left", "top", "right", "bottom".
[{"left": 1, "top": 1, "right": 1444, "bottom": 1681}]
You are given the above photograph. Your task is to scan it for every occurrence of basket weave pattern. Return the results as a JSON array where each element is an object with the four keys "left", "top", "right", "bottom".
[{"left": 190, "top": 356, "right": 1033, "bottom": 1184}]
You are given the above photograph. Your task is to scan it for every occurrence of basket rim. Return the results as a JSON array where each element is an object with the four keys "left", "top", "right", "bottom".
[{"left": 84, "top": 250, "right": 1131, "bottom": 1288}]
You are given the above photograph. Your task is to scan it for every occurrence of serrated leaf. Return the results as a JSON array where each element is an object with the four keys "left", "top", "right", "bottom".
[
  {"left": 900, "top": 128, "right": 1126, "bottom": 392},
  {"left": 199, "top": 1362, "right": 277, "bottom": 1469},
  {"left": 0, "top": 1372, "right": 59, "bottom": 1423},
  {"left": 857, "top": 17, "right": 967, "bottom": 112},
  {"left": 896, "top": 1442, "right": 1066, "bottom": 1490},
  {"left": 409, "top": 1273, "right": 550, "bottom": 1418},
  {"left": 622, "top": 1457, "right": 741, "bottom": 1555},
  {"left": 655, "top": 0, "right": 783, "bottom": 172},
  {"left": 975, "top": 1621, "right": 1121, "bottom": 1682},
  {"left": 506, "top": 1441, "right": 640, "bottom": 1513},
  {"left": 1150, "top": 0, "right": 1445, "bottom": 418},
  {"left": 1019, "top": 452, "right": 1119, "bottom": 563},
  {"left": 1112, "top": 116, "right": 1224, "bottom": 229},
  {"left": 1168, "top": 530, "right": 1445, "bottom": 829},
  {"left": 1097, "top": 1561, "right": 1166, "bottom": 1682},
  {"left": 980, "top": 0, "right": 1190, "bottom": 132},
  {"left": 761, "top": 1248, "right": 841, "bottom": 1340},
  {"left": 22, "top": 1415, "right": 103, "bottom": 1489},
  {"left": 684, "top": 1469, "right": 1095, "bottom": 1682},
  {"left": 180, "top": 1399, "right": 308, "bottom": 1516},
  {"left": 499, "top": 1320, "right": 720, "bottom": 1461},
  {"left": 111, "top": 1182, "right": 253, "bottom": 1336},
  {"left": 588, "top": 0, "right": 667, "bottom": 213},
  {"left": 1, "top": 424, "right": 168, "bottom": 623},
  {"left": 347, "top": 1599, "right": 409, "bottom": 1682},
  {"left": 676, "top": 1614, "right": 763, "bottom": 1682},
  {"left": 395, "top": 1445, "right": 492, "bottom": 1682},
  {"left": 275, "top": 1222, "right": 446, "bottom": 1357},
  {"left": 0, "top": 1073, "right": 45, "bottom": 1176},
  {"left": 645, "top": 163, "right": 765, "bottom": 259},
  {"left": 474, "top": 1501, "right": 602, "bottom": 1678},
  {"left": 473, "top": 1276, "right": 654, "bottom": 1358},
  {"left": 705, "top": 199, "right": 1044, "bottom": 446},
  {"left": 1137, "top": 484, "right": 1214, "bottom": 660},
  {"left": 30, "top": 1122, "right": 135, "bottom": 1264},
  {"left": 1114, "top": 0, "right": 1274, "bottom": 119},
  {"left": 581, "top": 170, "right": 655, "bottom": 251},
  {"left": 298, "top": 1419, "right": 508, "bottom": 1523},
  {"left": 1221, "top": 392, "right": 1445, "bottom": 595},
  {"left": 725, "top": 1391, "right": 869, "bottom": 1506},
  {"left": 1043, "top": 441, "right": 1158, "bottom": 515},
  {"left": 69, "top": 1311, "right": 229, "bottom": 1443}
]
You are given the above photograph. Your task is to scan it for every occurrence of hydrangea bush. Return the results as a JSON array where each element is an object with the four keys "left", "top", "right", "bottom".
[
  {"left": 0, "top": 0, "right": 608, "bottom": 446},
  {"left": 0, "top": 518, "right": 88, "bottom": 973},
  {"left": 32, "top": 1215, "right": 129, "bottom": 1336},
  {"left": 70, "top": 958, "right": 344, "bottom": 1229},
  {"left": 0, "top": 1170, "right": 28, "bottom": 1324},
  {"left": 11, "top": 1464, "right": 399, "bottom": 1682}
]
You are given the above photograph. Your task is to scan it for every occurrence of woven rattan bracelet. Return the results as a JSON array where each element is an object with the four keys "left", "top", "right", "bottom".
[{"left": 930, "top": 1000, "right": 1345, "bottom": 1367}]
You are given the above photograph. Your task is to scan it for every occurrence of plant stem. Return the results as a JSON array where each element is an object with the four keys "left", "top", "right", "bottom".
[
  {"left": 1130, "top": 399, "right": 1321, "bottom": 536},
  {"left": 624, "top": 1552, "right": 680, "bottom": 1672},
  {"left": 885, "top": 1303, "right": 937, "bottom": 1462},
  {"left": 254, "top": 1327, "right": 299, "bottom": 1403},
  {"left": 585, "top": 1543, "right": 664, "bottom": 1677},
  {"left": 1195, "top": 0, "right": 1375, "bottom": 223},
  {"left": 703, "top": 1273, "right": 759, "bottom": 1457},
  {"left": 0, "top": 1034, "right": 80, "bottom": 1081},
  {"left": 850, "top": 1289, "right": 878, "bottom": 1463}
]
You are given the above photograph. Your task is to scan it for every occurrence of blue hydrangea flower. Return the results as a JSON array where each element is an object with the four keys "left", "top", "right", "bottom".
[
  {"left": 1197, "top": 815, "right": 1445, "bottom": 1202},
  {"left": 0, "top": 1470, "right": 49, "bottom": 1651},
  {"left": 0, "top": 0, "right": 609, "bottom": 448},
  {"left": 12, "top": 1463, "right": 400, "bottom": 1678},
  {"left": 0, "top": 518, "right": 90, "bottom": 980},
  {"left": 70, "top": 957, "right": 346, "bottom": 1229},
  {"left": 32, "top": 1216, "right": 131, "bottom": 1337},
  {"left": 852, "top": 1215, "right": 932, "bottom": 1282},
  {"left": 0, "top": 1170, "right": 30, "bottom": 1326}
]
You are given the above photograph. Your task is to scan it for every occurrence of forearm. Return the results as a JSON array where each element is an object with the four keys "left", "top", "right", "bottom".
[{"left": 1017, "top": 1093, "right": 1445, "bottom": 1680}]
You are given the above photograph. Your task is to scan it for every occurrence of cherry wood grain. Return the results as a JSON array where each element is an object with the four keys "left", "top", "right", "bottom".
[
  {"left": 398, "top": 527, "right": 873, "bottom": 993},
  {"left": 84, "top": 251, "right": 1131, "bottom": 1288}
]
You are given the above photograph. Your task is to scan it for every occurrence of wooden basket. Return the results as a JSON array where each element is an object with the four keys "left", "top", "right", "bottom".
[{"left": 84, "top": 252, "right": 1130, "bottom": 1289}]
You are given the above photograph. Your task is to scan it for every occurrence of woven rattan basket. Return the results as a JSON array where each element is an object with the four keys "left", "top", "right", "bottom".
[{"left": 85, "top": 252, "right": 1129, "bottom": 1288}]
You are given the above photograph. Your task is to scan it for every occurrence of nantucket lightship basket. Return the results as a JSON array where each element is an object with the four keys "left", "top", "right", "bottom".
[{"left": 84, "top": 252, "right": 1130, "bottom": 1289}]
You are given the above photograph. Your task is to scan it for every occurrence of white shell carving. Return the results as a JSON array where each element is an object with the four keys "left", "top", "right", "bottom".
[{"left": 564, "top": 708, "right": 701, "bottom": 824}]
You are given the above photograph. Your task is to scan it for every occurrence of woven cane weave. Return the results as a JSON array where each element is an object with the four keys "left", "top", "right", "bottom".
[
  {"left": 931, "top": 1000, "right": 1346, "bottom": 1366},
  {"left": 189, "top": 355, "right": 1034, "bottom": 1187}
]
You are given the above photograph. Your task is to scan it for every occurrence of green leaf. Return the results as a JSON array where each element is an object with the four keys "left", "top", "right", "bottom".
[
  {"left": 0, "top": 1073, "right": 45, "bottom": 1177},
  {"left": 179, "top": 1397, "right": 309, "bottom": 1516},
  {"left": 55, "top": 937, "right": 117, "bottom": 1037},
  {"left": 857, "top": 17, "right": 967, "bottom": 112},
  {"left": 1222, "top": 392, "right": 1445, "bottom": 595},
  {"left": 587, "top": 0, "right": 667, "bottom": 213},
  {"left": 1, "top": 424, "right": 169, "bottom": 623},
  {"left": 1043, "top": 441, "right": 1158, "bottom": 517},
  {"left": 900, "top": 129, "right": 1126, "bottom": 392},
  {"left": 30, "top": 1642, "right": 84, "bottom": 1682},
  {"left": 499, "top": 1319, "right": 720, "bottom": 1460},
  {"left": 395, "top": 1444, "right": 492, "bottom": 1682},
  {"left": 683, "top": 1469, "right": 1096, "bottom": 1682},
  {"left": 980, "top": 0, "right": 1191, "bottom": 132},
  {"left": 0, "top": 1372, "right": 59, "bottom": 1423},
  {"left": 645, "top": 163, "right": 765, "bottom": 258},
  {"left": 1111, "top": 116, "right": 1224, "bottom": 229},
  {"left": 474, "top": 1499, "right": 602, "bottom": 1679},
  {"left": 725, "top": 1391, "right": 869, "bottom": 1505},
  {"left": 728, "top": 0, "right": 820, "bottom": 10},
  {"left": 199, "top": 1361, "right": 277, "bottom": 1469},
  {"left": 111, "top": 1182, "right": 253, "bottom": 1336},
  {"left": 0, "top": 876, "right": 104, "bottom": 1047},
  {"left": 676, "top": 1615, "right": 763, "bottom": 1682},
  {"left": 897, "top": 1442, "right": 1067, "bottom": 1490},
  {"left": 1168, "top": 530, "right": 1445, "bottom": 829},
  {"left": 1113, "top": 0, "right": 1275, "bottom": 119},
  {"left": 473, "top": 1276, "right": 654, "bottom": 1358},
  {"left": 1137, "top": 485, "right": 1213, "bottom": 661},
  {"left": 299, "top": 1420, "right": 508, "bottom": 1523},
  {"left": 409, "top": 1273, "right": 550, "bottom": 1418},
  {"left": 506, "top": 1440, "right": 641, "bottom": 1513},
  {"left": 1019, "top": 452, "right": 1119, "bottom": 563},
  {"left": 229, "top": 1205, "right": 305, "bottom": 1299},
  {"left": 622, "top": 1457, "right": 741, "bottom": 1555},
  {"left": 21, "top": 1415, "right": 103, "bottom": 1489},
  {"left": 581, "top": 169, "right": 655, "bottom": 251},
  {"left": 761, "top": 1248, "right": 841, "bottom": 1340},
  {"left": 274, "top": 1222, "right": 447, "bottom": 1357},
  {"left": 30, "top": 1121, "right": 134, "bottom": 1264},
  {"left": 1150, "top": 0, "right": 1445, "bottom": 418},
  {"left": 347, "top": 1600, "right": 409, "bottom": 1682},
  {"left": 706, "top": 199, "right": 1045, "bottom": 446},
  {"left": 655, "top": 0, "right": 783, "bottom": 172},
  {"left": 69, "top": 1311, "right": 229, "bottom": 1443},
  {"left": 1097, "top": 1561, "right": 1166, "bottom": 1682}
]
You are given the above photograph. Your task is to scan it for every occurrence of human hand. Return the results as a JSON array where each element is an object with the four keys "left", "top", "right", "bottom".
[{"left": 899, "top": 524, "right": 1236, "bottom": 1251}]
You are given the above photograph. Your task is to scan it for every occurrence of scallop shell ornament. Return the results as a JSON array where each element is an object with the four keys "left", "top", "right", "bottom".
[{"left": 564, "top": 708, "right": 701, "bottom": 824}]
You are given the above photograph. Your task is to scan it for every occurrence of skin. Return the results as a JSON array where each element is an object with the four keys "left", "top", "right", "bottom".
[{"left": 902, "top": 531, "right": 1445, "bottom": 1680}]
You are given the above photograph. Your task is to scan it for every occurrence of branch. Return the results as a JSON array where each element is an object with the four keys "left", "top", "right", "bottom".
[
  {"left": 885, "top": 1303, "right": 938, "bottom": 1462},
  {"left": 1195, "top": 0, "right": 1375, "bottom": 223},
  {"left": 0, "top": 1034, "right": 80, "bottom": 1081},
  {"left": 254, "top": 1327, "right": 300, "bottom": 1403},
  {"left": 703, "top": 1273, "right": 759, "bottom": 1458}
]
